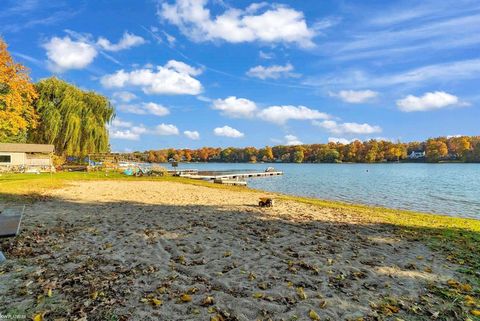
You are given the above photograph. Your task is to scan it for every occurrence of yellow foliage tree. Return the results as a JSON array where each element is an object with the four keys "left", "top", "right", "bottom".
[{"left": 0, "top": 38, "right": 38, "bottom": 142}]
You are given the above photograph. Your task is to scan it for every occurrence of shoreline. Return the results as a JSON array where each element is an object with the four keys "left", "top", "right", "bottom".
[
  {"left": 1, "top": 174, "right": 479, "bottom": 319},
  {"left": 1, "top": 171, "right": 479, "bottom": 223}
]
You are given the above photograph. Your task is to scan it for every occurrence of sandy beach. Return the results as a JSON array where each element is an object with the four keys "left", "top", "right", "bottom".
[{"left": 0, "top": 180, "right": 475, "bottom": 320}]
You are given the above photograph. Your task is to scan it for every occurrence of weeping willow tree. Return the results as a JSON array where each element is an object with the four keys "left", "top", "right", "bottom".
[{"left": 29, "top": 77, "right": 115, "bottom": 156}]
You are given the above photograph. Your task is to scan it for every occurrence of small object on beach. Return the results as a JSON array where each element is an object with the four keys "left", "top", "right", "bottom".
[
  {"left": 0, "top": 251, "right": 6, "bottom": 264},
  {"left": 201, "top": 296, "right": 214, "bottom": 306},
  {"left": 296, "top": 287, "right": 307, "bottom": 300},
  {"left": 180, "top": 293, "right": 192, "bottom": 302},
  {"left": 32, "top": 313, "right": 43, "bottom": 321},
  {"left": 309, "top": 309, "right": 321, "bottom": 320},
  {"left": 259, "top": 197, "right": 274, "bottom": 207}
]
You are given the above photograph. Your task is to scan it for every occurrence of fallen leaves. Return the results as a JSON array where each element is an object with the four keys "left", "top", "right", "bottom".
[
  {"left": 32, "top": 313, "right": 43, "bottom": 321},
  {"left": 296, "top": 287, "right": 307, "bottom": 300},
  {"left": 447, "top": 279, "right": 473, "bottom": 292},
  {"left": 308, "top": 309, "right": 320, "bottom": 320},
  {"left": 471, "top": 309, "right": 480, "bottom": 316},
  {"left": 140, "top": 296, "right": 163, "bottom": 307},
  {"left": 201, "top": 296, "right": 215, "bottom": 306},
  {"left": 151, "top": 298, "right": 163, "bottom": 306},
  {"left": 180, "top": 293, "right": 192, "bottom": 303}
]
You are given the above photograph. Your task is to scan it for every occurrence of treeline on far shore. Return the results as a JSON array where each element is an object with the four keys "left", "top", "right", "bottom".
[{"left": 121, "top": 136, "right": 480, "bottom": 164}]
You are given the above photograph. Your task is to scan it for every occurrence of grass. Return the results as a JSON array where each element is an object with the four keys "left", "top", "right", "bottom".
[{"left": 1, "top": 171, "right": 479, "bottom": 318}]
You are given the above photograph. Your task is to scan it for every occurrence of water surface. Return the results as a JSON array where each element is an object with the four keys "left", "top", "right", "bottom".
[{"left": 169, "top": 163, "right": 480, "bottom": 219}]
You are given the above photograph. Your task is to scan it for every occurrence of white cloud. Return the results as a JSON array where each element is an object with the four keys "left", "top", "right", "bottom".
[
  {"left": 259, "top": 50, "right": 274, "bottom": 59},
  {"left": 328, "top": 137, "right": 358, "bottom": 144},
  {"left": 330, "top": 90, "right": 378, "bottom": 103},
  {"left": 100, "top": 60, "right": 203, "bottom": 95},
  {"left": 314, "top": 120, "right": 382, "bottom": 135},
  {"left": 111, "top": 118, "right": 132, "bottom": 128},
  {"left": 112, "top": 91, "right": 137, "bottom": 103},
  {"left": 109, "top": 120, "right": 147, "bottom": 140},
  {"left": 143, "top": 102, "right": 170, "bottom": 116},
  {"left": 213, "top": 125, "right": 244, "bottom": 138},
  {"left": 43, "top": 36, "right": 97, "bottom": 72},
  {"left": 246, "top": 63, "right": 299, "bottom": 80},
  {"left": 184, "top": 130, "right": 200, "bottom": 140},
  {"left": 285, "top": 134, "right": 302, "bottom": 145},
  {"left": 303, "top": 59, "right": 480, "bottom": 89},
  {"left": 197, "top": 95, "right": 212, "bottom": 102},
  {"left": 97, "top": 32, "right": 146, "bottom": 52},
  {"left": 163, "top": 31, "right": 176, "bottom": 45},
  {"left": 318, "top": 2, "right": 480, "bottom": 63},
  {"left": 164, "top": 60, "right": 203, "bottom": 76},
  {"left": 118, "top": 102, "right": 170, "bottom": 116},
  {"left": 258, "top": 105, "right": 330, "bottom": 125},
  {"left": 212, "top": 96, "right": 257, "bottom": 118},
  {"left": 159, "top": 0, "right": 316, "bottom": 47},
  {"left": 396, "top": 91, "right": 462, "bottom": 112},
  {"left": 155, "top": 123, "right": 179, "bottom": 135}
]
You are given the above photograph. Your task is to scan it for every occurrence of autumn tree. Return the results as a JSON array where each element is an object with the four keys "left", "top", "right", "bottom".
[
  {"left": 154, "top": 150, "right": 167, "bottom": 162},
  {"left": 147, "top": 151, "right": 156, "bottom": 163},
  {"left": 256, "top": 146, "right": 274, "bottom": 162},
  {"left": 426, "top": 139, "right": 448, "bottom": 162},
  {"left": 448, "top": 136, "right": 471, "bottom": 160},
  {"left": 0, "top": 38, "right": 38, "bottom": 142},
  {"left": 198, "top": 147, "right": 210, "bottom": 162},
  {"left": 183, "top": 149, "right": 192, "bottom": 162},
  {"left": 468, "top": 142, "right": 480, "bottom": 162},
  {"left": 124, "top": 136, "right": 480, "bottom": 165}
]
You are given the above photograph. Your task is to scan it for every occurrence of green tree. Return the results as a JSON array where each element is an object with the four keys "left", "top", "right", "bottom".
[
  {"left": 293, "top": 148, "right": 304, "bottom": 163},
  {"left": 29, "top": 77, "right": 114, "bottom": 156},
  {"left": 319, "top": 148, "right": 340, "bottom": 163}
]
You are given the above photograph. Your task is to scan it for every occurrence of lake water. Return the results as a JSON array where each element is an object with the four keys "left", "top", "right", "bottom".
[{"left": 170, "top": 163, "right": 480, "bottom": 219}]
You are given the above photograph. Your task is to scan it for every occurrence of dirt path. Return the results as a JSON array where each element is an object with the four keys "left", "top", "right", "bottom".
[{"left": 0, "top": 181, "right": 464, "bottom": 320}]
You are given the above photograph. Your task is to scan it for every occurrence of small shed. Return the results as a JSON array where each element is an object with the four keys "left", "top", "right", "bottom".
[{"left": 0, "top": 143, "right": 55, "bottom": 172}]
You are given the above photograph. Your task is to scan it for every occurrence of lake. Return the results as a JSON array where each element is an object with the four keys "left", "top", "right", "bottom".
[{"left": 170, "top": 162, "right": 480, "bottom": 219}]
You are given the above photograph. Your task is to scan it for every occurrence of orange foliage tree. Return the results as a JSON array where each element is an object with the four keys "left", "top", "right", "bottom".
[{"left": 0, "top": 38, "right": 38, "bottom": 142}]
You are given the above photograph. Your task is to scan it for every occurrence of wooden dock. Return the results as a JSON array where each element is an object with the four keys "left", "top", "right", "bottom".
[
  {"left": 213, "top": 178, "right": 248, "bottom": 186},
  {"left": 180, "top": 171, "right": 283, "bottom": 180}
]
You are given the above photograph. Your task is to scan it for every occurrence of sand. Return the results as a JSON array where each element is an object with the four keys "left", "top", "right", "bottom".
[{"left": 0, "top": 181, "right": 464, "bottom": 320}]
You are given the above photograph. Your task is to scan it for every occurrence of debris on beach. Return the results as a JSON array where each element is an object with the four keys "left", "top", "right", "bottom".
[{"left": 1, "top": 181, "right": 478, "bottom": 320}]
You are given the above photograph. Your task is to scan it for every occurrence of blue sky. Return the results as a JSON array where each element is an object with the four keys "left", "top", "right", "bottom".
[{"left": 1, "top": 0, "right": 479, "bottom": 151}]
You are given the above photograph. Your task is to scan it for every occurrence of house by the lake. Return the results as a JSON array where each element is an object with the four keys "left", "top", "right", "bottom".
[
  {"left": 408, "top": 150, "right": 425, "bottom": 159},
  {"left": 0, "top": 143, "right": 55, "bottom": 172}
]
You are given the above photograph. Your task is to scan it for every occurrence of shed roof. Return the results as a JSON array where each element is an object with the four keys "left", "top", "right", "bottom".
[{"left": 0, "top": 143, "right": 55, "bottom": 153}]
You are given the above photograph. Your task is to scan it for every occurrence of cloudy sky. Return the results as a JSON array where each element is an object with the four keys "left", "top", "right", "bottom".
[{"left": 1, "top": 0, "right": 479, "bottom": 151}]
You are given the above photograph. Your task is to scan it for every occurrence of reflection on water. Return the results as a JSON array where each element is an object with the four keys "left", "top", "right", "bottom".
[{"left": 163, "top": 162, "right": 480, "bottom": 219}]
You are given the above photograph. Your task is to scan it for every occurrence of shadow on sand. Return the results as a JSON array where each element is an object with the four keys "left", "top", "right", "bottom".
[{"left": 0, "top": 192, "right": 478, "bottom": 321}]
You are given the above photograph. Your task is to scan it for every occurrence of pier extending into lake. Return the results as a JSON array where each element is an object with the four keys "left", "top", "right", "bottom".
[{"left": 179, "top": 171, "right": 283, "bottom": 180}]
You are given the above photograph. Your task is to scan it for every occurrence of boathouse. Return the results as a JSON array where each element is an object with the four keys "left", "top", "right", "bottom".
[{"left": 0, "top": 143, "right": 55, "bottom": 172}]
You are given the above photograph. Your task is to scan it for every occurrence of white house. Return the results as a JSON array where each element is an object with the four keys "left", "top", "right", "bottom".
[
  {"left": 0, "top": 143, "right": 55, "bottom": 172},
  {"left": 408, "top": 150, "right": 425, "bottom": 159}
]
